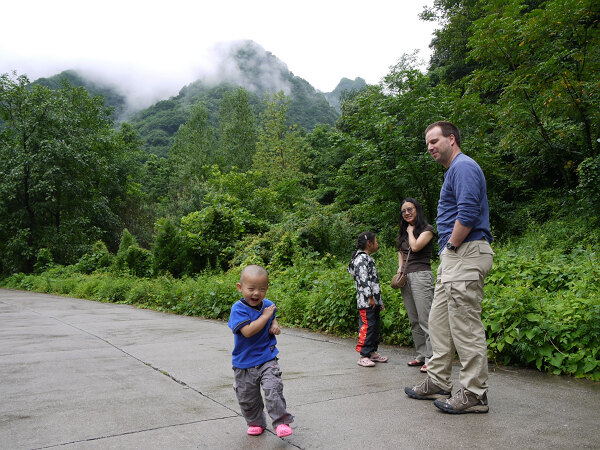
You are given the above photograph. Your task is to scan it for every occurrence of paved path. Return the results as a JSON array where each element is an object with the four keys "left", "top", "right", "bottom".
[{"left": 1, "top": 289, "right": 599, "bottom": 449}]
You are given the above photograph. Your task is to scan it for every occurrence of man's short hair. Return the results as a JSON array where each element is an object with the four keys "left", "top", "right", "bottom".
[{"left": 426, "top": 121, "right": 461, "bottom": 148}]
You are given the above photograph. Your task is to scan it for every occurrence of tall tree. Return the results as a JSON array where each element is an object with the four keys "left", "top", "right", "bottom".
[
  {"left": 166, "top": 102, "right": 216, "bottom": 215},
  {"left": 421, "top": 0, "right": 487, "bottom": 85},
  {"left": 332, "top": 54, "right": 469, "bottom": 240},
  {"left": 252, "top": 92, "right": 308, "bottom": 186},
  {"left": 0, "top": 72, "right": 135, "bottom": 272},
  {"left": 468, "top": 0, "right": 600, "bottom": 188},
  {"left": 218, "top": 87, "right": 257, "bottom": 172}
]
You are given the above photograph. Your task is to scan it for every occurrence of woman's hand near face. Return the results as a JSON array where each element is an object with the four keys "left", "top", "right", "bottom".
[{"left": 408, "top": 229, "right": 434, "bottom": 252}]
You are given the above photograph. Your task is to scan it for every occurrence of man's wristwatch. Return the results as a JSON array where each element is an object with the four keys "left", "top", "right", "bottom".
[{"left": 446, "top": 241, "right": 458, "bottom": 252}]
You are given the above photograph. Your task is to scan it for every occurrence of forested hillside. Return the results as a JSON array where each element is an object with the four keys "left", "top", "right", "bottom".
[
  {"left": 1, "top": 0, "right": 598, "bottom": 379},
  {"left": 128, "top": 41, "right": 340, "bottom": 157},
  {"left": 322, "top": 77, "right": 367, "bottom": 112},
  {"left": 31, "top": 41, "right": 343, "bottom": 158},
  {"left": 33, "top": 70, "right": 128, "bottom": 120}
]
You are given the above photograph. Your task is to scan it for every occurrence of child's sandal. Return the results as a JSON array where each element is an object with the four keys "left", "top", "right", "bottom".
[
  {"left": 247, "top": 426, "right": 264, "bottom": 435},
  {"left": 357, "top": 357, "right": 376, "bottom": 367},
  {"left": 370, "top": 353, "right": 388, "bottom": 363}
]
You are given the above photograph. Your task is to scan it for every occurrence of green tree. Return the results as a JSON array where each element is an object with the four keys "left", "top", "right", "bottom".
[
  {"left": 332, "top": 55, "right": 469, "bottom": 241},
  {"left": 467, "top": 0, "right": 600, "bottom": 189},
  {"left": 218, "top": 87, "right": 257, "bottom": 171},
  {"left": 252, "top": 92, "right": 309, "bottom": 187},
  {"left": 421, "top": 0, "right": 488, "bottom": 85},
  {"left": 0, "top": 72, "right": 134, "bottom": 273},
  {"left": 112, "top": 122, "right": 152, "bottom": 246},
  {"left": 167, "top": 102, "right": 216, "bottom": 215},
  {"left": 151, "top": 217, "right": 191, "bottom": 277}
]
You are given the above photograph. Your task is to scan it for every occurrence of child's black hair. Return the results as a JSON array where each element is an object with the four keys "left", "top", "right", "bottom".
[{"left": 350, "top": 231, "right": 376, "bottom": 261}]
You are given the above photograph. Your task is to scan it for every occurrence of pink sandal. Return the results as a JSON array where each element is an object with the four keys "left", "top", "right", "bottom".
[
  {"left": 369, "top": 353, "right": 388, "bottom": 363},
  {"left": 247, "top": 426, "right": 264, "bottom": 435},
  {"left": 357, "top": 357, "right": 376, "bottom": 367},
  {"left": 276, "top": 424, "right": 293, "bottom": 437}
]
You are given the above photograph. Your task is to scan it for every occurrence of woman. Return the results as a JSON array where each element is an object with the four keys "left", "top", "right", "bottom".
[{"left": 396, "top": 198, "right": 435, "bottom": 372}]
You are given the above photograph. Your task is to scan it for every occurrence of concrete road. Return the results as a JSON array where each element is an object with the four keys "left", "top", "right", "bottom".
[{"left": 1, "top": 289, "right": 599, "bottom": 449}]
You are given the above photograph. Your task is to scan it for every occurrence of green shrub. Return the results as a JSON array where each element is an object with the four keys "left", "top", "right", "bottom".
[
  {"left": 110, "top": 229, "right": 152, "bottom": 278},
  {"left": 151, "top": 218, "right": 190, "bottom": 277},
  {"left": 483, "top": 218, "right": 600, "bottom": 380},
  {"left": 72, "top": 273, "right": 104, "bottom": 299},
  {"left": 34, "top": 248, "right": 54, "bottom": 274},
  {"left": 117, "top": 229, "right": 136, "bottom": 255},
  {"left": 2, "top": 216, "right": 598, "bottom": 381},
  {"left": 123, "top": 246, "right": 153, "bottom": 278},
  {"left": 180, "top": 205, "right": 246, "bottom": 271},
  {"left": 578, "top": 155, "right": 600, "bottom": 219},
  {"left": 124, "top": 278, "right": 153, "bottom": 305},
  {"left": 75, "top": 241, "right": 113, "bottom": 274},
  {"left": 95, "top": 276, "right": 134, "bottom": 303}
]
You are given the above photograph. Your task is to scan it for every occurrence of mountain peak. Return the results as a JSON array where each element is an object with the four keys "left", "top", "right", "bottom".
[
  {"left": 195, "top": 40, "right": 292, "bottom": 96},
  {"left": 322, "top": 77, "right": 367, "bottom": 112}
]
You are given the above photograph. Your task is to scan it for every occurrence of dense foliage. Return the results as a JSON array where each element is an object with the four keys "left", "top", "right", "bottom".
[
  {"left": 33, "top": 70, "right": 128, "bottom": 121},
  {"left": 128, "top": 41, "right": 340, "bottom": 158},
  {"left": 1, "top": 1, "right": 599, "bottom": 379},
  {"left": 0, "top": 73, "right": 141, "bottom": 273},
  {"left": 2, "top": 217, "right": 598, "bottom": 380}
]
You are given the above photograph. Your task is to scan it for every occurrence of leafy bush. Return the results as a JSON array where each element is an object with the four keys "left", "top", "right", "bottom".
[
  {"left": 34, "top": 248, "right": 54, "bottom": 274},
  {"left": 151, "top": 218, "right": 191, "bottom": 277},
  {"left": 122, "top": 246, "right": 152, "bottom": 278},
  {"left": 483, "top": 218, "right": 600, "bottom": 380},
  {"left": 578, "top": 155, "right": 600, "bottom": 220},
  {"left": 231, "top": 234, "right": 273, "bottom": 267},
  {"left": 111, "top": 229, "right": 152, "bottom": 277},
  {"left": 75, "top": 241, "right": 113, "bottom": 274},
  {"left": 2, "top": 217, "right": 598, "bottom": 380},
  {"left": 181, "top": 205, "right": 247, "bottom": 271}
]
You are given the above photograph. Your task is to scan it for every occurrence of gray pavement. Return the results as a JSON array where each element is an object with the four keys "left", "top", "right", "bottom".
[{"left": 1, "top": 288, "right": 599, "bottom": 449}]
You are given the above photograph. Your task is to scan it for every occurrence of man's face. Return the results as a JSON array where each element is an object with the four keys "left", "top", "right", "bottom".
[{"left": 426, "top": 126, "right": 455, "bottom": 168}]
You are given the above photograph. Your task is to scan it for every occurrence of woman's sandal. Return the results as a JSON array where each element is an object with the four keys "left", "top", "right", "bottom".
[
  {"left": 369, "top": 353, "right": 388, "bottom": 363},
  {"left": 420, "top": 363, "right": 428, "bottom": 373},
  {"left": 407, "top": 359, "right": 425, "bottom": 367},
  {"left": 357, "top": 357, "right": 376, "bottom": 367}
]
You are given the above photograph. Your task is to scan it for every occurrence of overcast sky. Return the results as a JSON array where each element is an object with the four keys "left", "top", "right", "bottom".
[{"left": 1, "top": 0, "right": 437, "bottom": 105}]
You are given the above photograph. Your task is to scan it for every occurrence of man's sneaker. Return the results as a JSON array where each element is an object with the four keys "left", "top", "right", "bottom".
[
  {"left": 405, "top": 376, "right": 451, "bottom": 400},
  {"left": 434, "top": 388, "right": 489, "bottom": 414}
]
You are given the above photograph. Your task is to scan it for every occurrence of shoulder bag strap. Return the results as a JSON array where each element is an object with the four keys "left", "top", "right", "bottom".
[{"left": 402, "top": 248, "right": 411, "bottom": 273}]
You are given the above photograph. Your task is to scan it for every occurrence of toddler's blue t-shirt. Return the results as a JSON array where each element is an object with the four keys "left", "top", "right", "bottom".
[{"left": 228, "top": 298, "right": 279, "bottom": 369}]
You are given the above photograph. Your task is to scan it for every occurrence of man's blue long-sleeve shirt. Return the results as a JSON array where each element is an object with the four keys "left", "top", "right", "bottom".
[{"left": 437, "top": 153, "right": 493, "bottom": 253}]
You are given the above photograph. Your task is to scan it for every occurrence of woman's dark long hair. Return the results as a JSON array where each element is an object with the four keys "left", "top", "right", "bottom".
[{"left": 396, "top": 198, "right": 430, "bottom": 250}]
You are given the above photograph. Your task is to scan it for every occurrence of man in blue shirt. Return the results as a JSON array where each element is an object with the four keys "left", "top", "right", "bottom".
[{"left": 405, "top": 121, "right": 494, "bottom": 414}]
